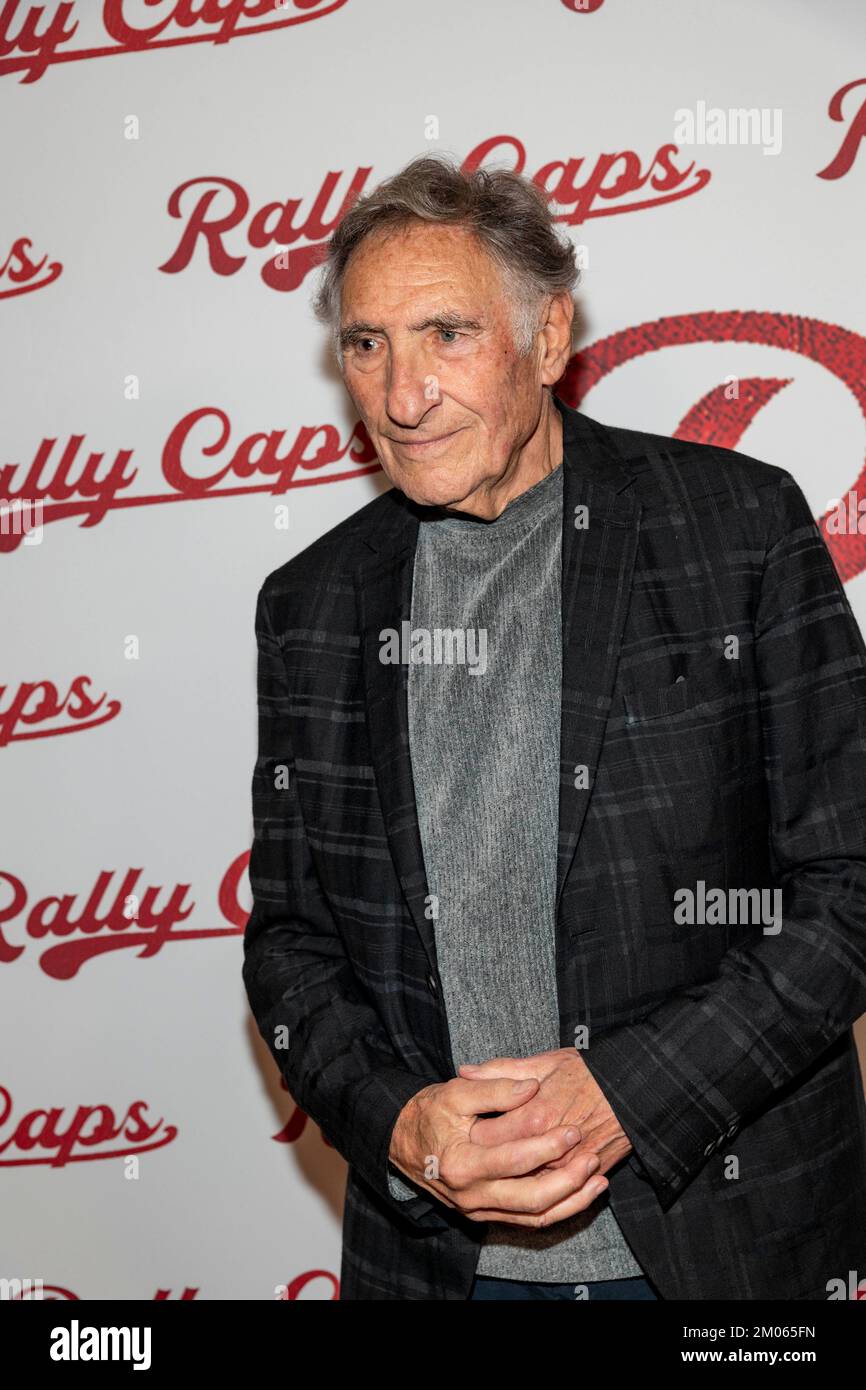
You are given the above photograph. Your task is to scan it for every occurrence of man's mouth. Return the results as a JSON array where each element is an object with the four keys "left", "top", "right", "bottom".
[{"left": 390, "top": 427, "right": 465, "bottom": 451}]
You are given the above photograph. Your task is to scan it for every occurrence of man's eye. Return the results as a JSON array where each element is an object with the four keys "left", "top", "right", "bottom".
[
  {"left": 357, "top": 338, "right": 377, "bottom": 352},
  {"left": 439, "top": 329, "right": 460, "bottom": 343}
]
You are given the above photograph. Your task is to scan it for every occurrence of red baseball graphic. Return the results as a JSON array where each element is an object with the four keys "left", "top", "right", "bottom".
[{"left": 559, "top": 311, "right": 866, "bottom": 580}]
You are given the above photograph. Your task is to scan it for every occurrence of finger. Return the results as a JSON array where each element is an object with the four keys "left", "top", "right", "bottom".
[
  {"left": 459, "top": 1058, "right": 523, "bottom": 1077},
  {"left": 467, "top": 1150, "right": 609, "bottom": 1222},
  {"left": 459, "top": 1065, "right": 523, "bottom": 1083},
  {"left": 468, "top": 1175, "right": 609, "bottom": 1225},
  {"left": 534, "top": 1139, "right": 604, "bottom": 1174},
  {"left": 462, "top": 1151, "right": 603, "bottom": 1217},
  {"left": 452, "top": 1125, "right": 585, "bottom": 1187},
  {"left": 528, "top": 1145, "right": 608, "bottom": 1223},
  {"left": 450, "top": 1075, "right": 540, "bottom": 1117},
  {"left": 470, "top": 1105, "right": 554, "bottom": 1146},
  {"left": 522, "top": 1171, "right": 610, "bottom": 1225},
  {"left": 459, "top": 1059, "right": 511, "bottom": 1070},
  {"left": 536, "top": 1149, "right": 579, "bottom": 1171}
]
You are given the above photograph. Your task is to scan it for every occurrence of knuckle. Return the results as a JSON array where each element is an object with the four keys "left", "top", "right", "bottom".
[
  {"left": 450, "top": 1178, "right": 478, "bottom": 1212},
  {"left": 437, "top": 1155, "right": 462, "bottom": 1190},
  {"left": 523, "top": 1110, "right": 548, "bottom": 1137},
  {"left": 526, "top": 1187, "right": 553, "bottom": 1215}
]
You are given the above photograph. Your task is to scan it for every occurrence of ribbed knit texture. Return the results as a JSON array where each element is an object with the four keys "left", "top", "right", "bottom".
[{"left": 397, "top": 459, "right": 644, "bottom": 1280}]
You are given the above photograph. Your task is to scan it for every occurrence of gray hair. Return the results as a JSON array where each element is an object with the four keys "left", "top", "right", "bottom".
[{"left": 310, "top": 152, "right": 581, "bottom": 367}]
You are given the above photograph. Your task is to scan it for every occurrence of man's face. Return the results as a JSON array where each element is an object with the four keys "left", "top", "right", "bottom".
[{"left": 337, "top": 222, "right": 560, "bottom": 514}]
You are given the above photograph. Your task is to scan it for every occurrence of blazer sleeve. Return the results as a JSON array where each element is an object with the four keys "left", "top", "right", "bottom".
[
  {"left": 583, "top": 468, "right": 866, "bottom": 1211},
  {"left": 242, "top": 583, "right": 447, "bottom": 1228}
]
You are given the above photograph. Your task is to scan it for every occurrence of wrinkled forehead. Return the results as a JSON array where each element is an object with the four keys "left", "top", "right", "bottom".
[{"left": 340, "top": 222, "right": 509, "bottom": 319}]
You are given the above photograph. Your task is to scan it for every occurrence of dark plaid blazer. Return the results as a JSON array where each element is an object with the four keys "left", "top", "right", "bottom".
[{"left": 242, "top": 392, "right": 866, "bottom": 1300}]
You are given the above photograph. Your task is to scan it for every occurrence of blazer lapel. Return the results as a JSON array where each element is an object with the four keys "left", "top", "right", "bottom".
[
  {"left": 357, "top": 500, "right": 440, "bottom": 975},
  {"left": 357, "top": 395, "right": 642, "bottom": 979},
  {"left": 554, "top": 400, "right": 642, "bottom": 915}
]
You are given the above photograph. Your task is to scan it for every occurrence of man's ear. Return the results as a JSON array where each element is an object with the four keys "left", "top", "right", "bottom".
[{"left": 540, "top": 291, "right": 575, "bottom": 385}]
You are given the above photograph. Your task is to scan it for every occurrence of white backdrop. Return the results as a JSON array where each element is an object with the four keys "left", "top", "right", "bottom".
[{"left": 2, "top": 0, "right": 865, "bottom": 1300}]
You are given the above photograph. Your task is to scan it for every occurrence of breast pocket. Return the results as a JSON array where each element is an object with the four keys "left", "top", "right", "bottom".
[
  {"left": 610, "top": 650, "right": 750, "bottom": 857},
  {"left": 620, "top": 650, "right": 743, "bottom": 724}
]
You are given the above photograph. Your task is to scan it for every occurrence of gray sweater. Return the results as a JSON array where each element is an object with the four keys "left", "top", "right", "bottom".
[{"left": 390, "top": 459, "right": 644, "bottom": 1282}]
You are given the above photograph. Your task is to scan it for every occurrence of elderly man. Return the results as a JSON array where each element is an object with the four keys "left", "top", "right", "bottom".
[{"left": 242, "top": 153, "right": 866, "bottom": 1301}]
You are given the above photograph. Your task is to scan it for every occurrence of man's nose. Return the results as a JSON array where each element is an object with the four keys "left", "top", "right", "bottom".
[{"left": 384, "top": 349, "right": 440, "bottom": 426}]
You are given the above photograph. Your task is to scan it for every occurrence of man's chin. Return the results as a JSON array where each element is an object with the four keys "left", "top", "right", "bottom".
[
  {"left": 408, "top": 490, "right": 473, "bottom": 513},
  {"left": 390, "top": 470, "right": 476, "bottom": 511}
]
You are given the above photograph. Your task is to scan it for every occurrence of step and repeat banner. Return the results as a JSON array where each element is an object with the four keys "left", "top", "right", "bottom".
[{"left": 2, "top": 0, "right": 865, "bottom": 1300}]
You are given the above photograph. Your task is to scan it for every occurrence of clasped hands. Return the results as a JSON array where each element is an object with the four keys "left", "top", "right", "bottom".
[{"left": 389, "top": 1046, "right": 632, "bottom": 1227}]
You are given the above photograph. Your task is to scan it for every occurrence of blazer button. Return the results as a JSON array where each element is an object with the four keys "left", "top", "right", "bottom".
[
  {"left": 703, "top": 1139, "right": 716, "bottom": 1157},
  {"left": 427, "top": 973, "right": 438, "bottom": 996},
  {"left": 725, "top": 1123, "right": 739, "bottom": 1138}
]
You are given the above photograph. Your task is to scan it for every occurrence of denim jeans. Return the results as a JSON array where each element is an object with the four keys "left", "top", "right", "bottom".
[{"left": 470, "top": 1275, "right": 660, "bottom": 1300}]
